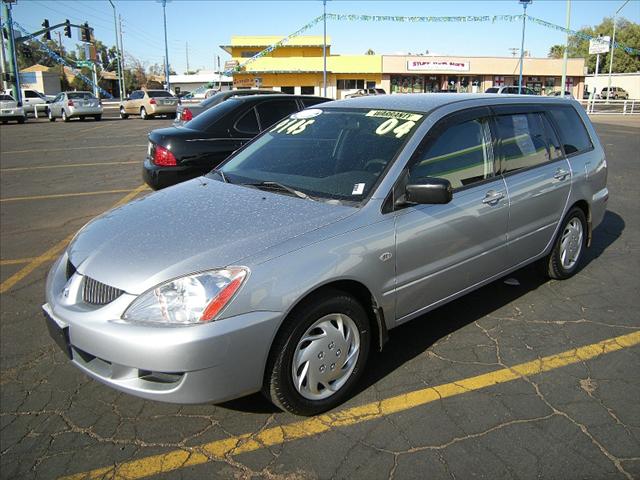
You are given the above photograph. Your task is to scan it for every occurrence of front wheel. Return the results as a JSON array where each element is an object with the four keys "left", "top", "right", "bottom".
[
  {"left": 543, "top": 207, "right": 587, "bottom": 280},
  {"left": 18, "top": 116, "right": 26, "bottom": 124},
  {"left": 264, "top": 290, "right": 370, "bottom": 416}
]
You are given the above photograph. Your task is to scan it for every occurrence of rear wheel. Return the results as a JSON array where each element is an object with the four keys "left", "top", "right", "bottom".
[
  {"left": 264, "top": 290, "right": 370, "bottom": 416},
  {"left": 18, "top": 116, "right": 25, "bottom": 124},
  {"left": 140, "top": 107, "right": 149, "bottom": 120},
  {"left": 62, "top": 110, "right": 69, "bottom": 122},
  {"left": 543, "top": 207, "right": 587, "bottom": 280},
  {"left": 48, "top": 109, "right": 56, "bottom": 122},
  {"left": 80, "top": 116, "right": 86, "bottom": 121},
  {"left": 119, "top": 107, "right": 128, "bottom": 119},
  {"left": 94, "top": 115, "right": 102, "bottom": 121}
]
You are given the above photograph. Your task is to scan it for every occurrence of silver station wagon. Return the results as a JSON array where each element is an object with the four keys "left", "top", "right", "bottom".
[{"left": 44, "top": 94, "right": 608, "bottom": 415}]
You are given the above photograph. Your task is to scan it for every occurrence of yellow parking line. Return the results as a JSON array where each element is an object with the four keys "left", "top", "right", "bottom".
[
  {"left": 0, "top": 184, "right": 148, "bottom": 294},
  {"left": 2, "top": 144, "right": 147, "bottom": 155},
  {"left": 0, "top": 188, "right": 145, "bottom": 203},
  {"left": 60, "top": 330, "right": 640, "bottom": 480},
  {"left": 0, "top": 257, "right": 50, "bottom": 266},
  {"left": 1, "top": 161, "right": 139, "bottom": 172}
]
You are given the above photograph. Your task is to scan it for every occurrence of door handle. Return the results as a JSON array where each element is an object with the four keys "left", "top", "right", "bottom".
[
  {"left": 554, "top": 168, "right": 570, "bottom": 180},
  {"left": 482, "top": 190, "right": 505, "bottom": 205}
]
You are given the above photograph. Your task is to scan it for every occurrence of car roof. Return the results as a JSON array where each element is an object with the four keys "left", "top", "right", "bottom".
[
  {"left": 231, "top": 94, "right": 331, "bottom": 104},
  {"left": 320, "top": 93, "right": 574, "bottom": 113}
]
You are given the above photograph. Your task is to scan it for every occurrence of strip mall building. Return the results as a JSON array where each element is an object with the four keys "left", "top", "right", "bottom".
[{"left": 222, "top": 35, "right": 586, "bottom": 99}]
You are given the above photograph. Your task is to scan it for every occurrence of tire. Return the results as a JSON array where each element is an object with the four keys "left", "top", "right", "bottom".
[
  {"left": 48, "top": 110, "right": 56, "bottom": 122},
  {"left": 1, "top": 120, "right": 7, "bottom": 124},
  {"left": 543, "top": 207, "right": 587, "bottom": 280},
  {"left": 94, "top": 115, "right": 102, "bottom": 121},
  {"left": 168, "top": 113, "right": 176, "bottom": 119},
  {"left": 264, "top": 289, "right": 371, "bottom": 416},
  {"left": 62, "top": 110, "right": 69, "bottom": 122},
  {"left": 119, "top": 108, "right": 128, "bottom": 119},
  {"left": 140, "top": 107, "right": 149, "bottom": 120},
  {"left": 80, "top": 116, "right": 86, "bottom": 121},
  {"left": 18, "top": 116, "right": 25, "bottom": 124}
]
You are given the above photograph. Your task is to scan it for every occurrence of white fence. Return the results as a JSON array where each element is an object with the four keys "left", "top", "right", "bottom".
[{"left": 580, "top": 99, "right": 639, "bottom": 115}]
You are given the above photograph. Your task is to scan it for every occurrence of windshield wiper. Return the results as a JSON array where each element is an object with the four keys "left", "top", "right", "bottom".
[
  {"left": 245, "top": 181, "right": 312, "bottom": 200},
  {"left": 211, "top": 168, "right": 229, "bottom": 183}
]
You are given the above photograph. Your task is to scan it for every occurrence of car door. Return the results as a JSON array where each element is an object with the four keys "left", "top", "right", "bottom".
[
  {"left": 54, "top": 94, "right": 64, "bottom": 116},
  {"left": 492, "top": 105, "right": 571, "bottom": 267},
  {"left": 126, "top": 91, "right": 139, "bottom": 114},
  {"left": 393, "top": 107, "right": 510, "bottom": 322},
  {"left": 255, "top": 98, "right": 300, "bottom": 131}
]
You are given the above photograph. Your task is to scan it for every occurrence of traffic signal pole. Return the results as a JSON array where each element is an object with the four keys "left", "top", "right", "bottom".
[{"left": 2, "top": 0, "right": 21, "bottom": 103}]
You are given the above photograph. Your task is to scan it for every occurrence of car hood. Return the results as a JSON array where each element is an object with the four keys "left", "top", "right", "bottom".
[{"left": 68, "top": 178, "right": 357, "bottom": 294}]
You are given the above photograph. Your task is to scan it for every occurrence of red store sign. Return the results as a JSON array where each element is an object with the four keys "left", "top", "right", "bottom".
[{"left": 407, "top": 60, "right": 470, "bottom": 72}]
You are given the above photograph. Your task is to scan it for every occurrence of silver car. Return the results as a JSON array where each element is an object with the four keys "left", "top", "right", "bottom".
[
  {"left": 48, "top": 91, "right": 103, "bottom": 122},
  {"left": 0, "top": 94, "right": 26, "bottom": 123},
  {"left": 44, "top": 94, "right": 608, "bottom": 415}
]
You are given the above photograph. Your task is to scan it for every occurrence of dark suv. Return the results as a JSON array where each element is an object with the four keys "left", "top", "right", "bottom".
[{"left": 145, "top": 94, "right": 330, "bottom": 189}]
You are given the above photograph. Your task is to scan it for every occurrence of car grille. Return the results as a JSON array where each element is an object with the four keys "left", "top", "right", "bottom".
[{"left": 83, "top": 276, "right": 123, "bottom": 305}]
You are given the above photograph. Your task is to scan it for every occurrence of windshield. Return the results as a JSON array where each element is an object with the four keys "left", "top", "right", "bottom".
[
  {"left": 148, "top": 91, "right": 173, "bottom": 98},
  {"left": 0, "top": 95, "right": 14, "bottom": 101},
  {"left": 67, "top": 92, "right": 96, "bottom": 100},
  {"left": 185, "top": 97, "right": 240, "bottom": 131},
  {"left": 485, "top": 88, "right": 499, "bottom": 93},
  {"left": 217, "top": 108, "right": 424, "bottom": 203}
]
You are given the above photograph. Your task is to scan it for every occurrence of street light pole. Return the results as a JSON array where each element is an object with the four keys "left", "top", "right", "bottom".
[
  {"left": 517, "top": 0, "right": 532, "bottom": 94},
  {"left": 606, "top": 0, "right": 630, "bottom": 104},
  {"left": 161, "top": 0, "right": 170, "bottom": 92},
  {"left": 108, "top": 0, "right": 124, "bottom": 100},
  {"left": 560, "top": 0, "right": 570, "bottom": 97},
  {"left": 323, "top": 0, "right": 327, "bottom": 98}
]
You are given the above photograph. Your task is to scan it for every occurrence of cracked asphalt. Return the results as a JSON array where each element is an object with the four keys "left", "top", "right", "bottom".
[{"left": 1, "top": 112, "right": 639, "bottom": 480}]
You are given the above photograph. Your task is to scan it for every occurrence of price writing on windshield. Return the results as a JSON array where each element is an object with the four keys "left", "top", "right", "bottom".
[
  {"left": 271, "top": 118, "right": 316, "bottom": 135},
  {"left": 367, "top": 110, "right": 422, "bottom": 139}
]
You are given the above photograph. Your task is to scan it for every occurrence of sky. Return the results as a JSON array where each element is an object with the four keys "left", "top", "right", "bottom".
[{"left": 10, "top": 0, "right": 640, "bottom": 74}]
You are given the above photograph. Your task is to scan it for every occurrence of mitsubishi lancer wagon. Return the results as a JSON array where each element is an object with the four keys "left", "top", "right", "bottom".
[{"left": 44, "top": 94, "right": 607, "bottom": 415}]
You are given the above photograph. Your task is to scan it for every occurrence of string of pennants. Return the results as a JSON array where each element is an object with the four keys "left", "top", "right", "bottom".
[
  {"left": 228, "top": 12, "right": 639, "bottom": 77},
  {"left": 13, "top": 20, "right": 114, "bottom": 98}
]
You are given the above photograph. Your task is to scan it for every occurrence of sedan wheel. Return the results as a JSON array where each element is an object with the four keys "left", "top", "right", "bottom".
[
  {"left": 264, "top": 290, "right": 370, "bottom": 416},
  {"left": 48, "top": 109, "right": 56, "bottom": 122},
  {"left": 62, "top": 110, "right": 69, "bottom": 122},
  {"left": 119, "top": 108, "right": 128, "bottom": 119},
  {"left": 140, "top": 107, "right": 148, "bottom": 120}
]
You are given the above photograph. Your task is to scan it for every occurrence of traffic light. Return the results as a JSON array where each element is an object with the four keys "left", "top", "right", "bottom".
[
  {"left": 81, "top": 22, "right": 91, "bottom": 42},
  {"left": 64, "top": 19, "right": 71, "bottom": 38},
  {"left": 42, "top": 19, "right": 51, "bottom": 41}
]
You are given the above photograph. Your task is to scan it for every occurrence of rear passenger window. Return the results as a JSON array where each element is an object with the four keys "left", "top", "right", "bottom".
[
  {"left": 410, "top": 118, "right": 492, "bottom": 189},
  {"left": 235, "top": 108, "right": 259, "bottom": 134},
  {"left": 547, "top": 106, "right": 593, "bottom": 155},
  {"left": 256, "top": 100, "right": 299, "bottom": 130},
  {"left": 495, "top": 113, "right": 549, "bottom": 174}
]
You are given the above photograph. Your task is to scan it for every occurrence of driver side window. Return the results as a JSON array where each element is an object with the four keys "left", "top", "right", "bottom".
[{"left": 409, "top": 118, "right": 493, "bottom": 189}]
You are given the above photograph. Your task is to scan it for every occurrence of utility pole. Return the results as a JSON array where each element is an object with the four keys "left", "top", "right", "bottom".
[
  {"left": 517, "top": 0, "right": 532, "bottom": 94},
  {"left": 0, "top": 13, "right": 7, "bottom": 92},
  {"left": 2, "top": 0, "right": 21, "bottom": 103},
  {"left": 108, "top": 0, "right": 123, "bottom": 100},
  {"left": 607, "top": 0, "right": 630, "bottom": 104},
  {"left": 560, "top": 0, "right": 570, "bottom": 97},
  {"left": 118, "top": 13, "right": 126, "bottom": 98},
  {"left": 160, "top": 0, "right": 171, "bottom": 91},
  {"left": 322, "top": 0, "right": 327, "bottom": 97},
  {"left": 185, "top": 41, "right": 189, "bottom": 73}
]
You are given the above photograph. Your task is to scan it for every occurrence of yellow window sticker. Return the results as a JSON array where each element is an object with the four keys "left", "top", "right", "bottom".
[
  {"left": 365, "top": 110, "right": 423, "bottom": 122},
  {"left": 271, "top": 118, "right": 315, "bottom": 135}
]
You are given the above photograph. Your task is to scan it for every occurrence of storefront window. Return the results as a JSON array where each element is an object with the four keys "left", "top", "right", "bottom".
[
  {"left": 280, "top": 86, "right": 295, "bottom": 94},
  {"left": 301, "top": 86, "right": 315, "bottom": 95},
  {"left": 447, "top": 76, "right": 457, "bottom": 92},
  {"left": 471, "top": 76, "right": 482, "bottom": 93},
  {"left": 337, "top": 79, "right": 365, "bottom": 90},
  {"left": 460, "top": 76, "right": 469, "bottom": 93},
  {"left": 544, "top": 77, "right": 556, "bottom": 95},
  {"left": 390, "top": 75, "right": 425, "bottom": 94}
]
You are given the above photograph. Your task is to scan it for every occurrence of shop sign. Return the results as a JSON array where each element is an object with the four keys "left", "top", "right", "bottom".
[
  {"left": 407, "top": 60, "right": 470, "bottom": 72},
  {"left": 588, "top": 36, "right": 610, "bottom": 55},
  {"left": 233, "top": 76, "right": 255, "bottom": 87},
  {"left": 224, "top": 60, "right": 239, "bottom": 71}
]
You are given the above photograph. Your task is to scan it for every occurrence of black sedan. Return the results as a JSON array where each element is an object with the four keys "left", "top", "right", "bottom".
[{"left": 144, "top": 94, "right": 330, "bottom": 189}]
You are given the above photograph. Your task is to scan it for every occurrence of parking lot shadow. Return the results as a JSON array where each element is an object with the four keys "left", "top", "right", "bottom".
[{"left": 221, "top": 209, "right": 624, "bottom": 415}]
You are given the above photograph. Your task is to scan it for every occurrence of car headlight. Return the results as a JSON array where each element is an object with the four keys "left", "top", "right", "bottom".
[{"left": 122, "top": 267, "right": 248, "bottom": 325}]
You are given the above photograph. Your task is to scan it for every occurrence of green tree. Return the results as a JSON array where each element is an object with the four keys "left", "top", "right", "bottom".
[
  {"left": 567, "top": 17, "right": 639, "bottom": 73},
  {"left": 548, "top": 44, "right": 565, "bottom": 59},
  {"left": 365, "top": 48, "right": 375, "bottom": 55}
]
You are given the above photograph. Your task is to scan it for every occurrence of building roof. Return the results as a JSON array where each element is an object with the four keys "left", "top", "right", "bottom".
[
  {"left": 221, "top": 35, "right": 331, "bottom": 53},
  {"left": 20, "top": 64, "right": 51, "bottom": 72}
]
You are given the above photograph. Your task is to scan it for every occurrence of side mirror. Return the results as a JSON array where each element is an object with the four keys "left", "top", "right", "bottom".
[{"left": 405, "top": 177, "right": 452, "bottom": 205}]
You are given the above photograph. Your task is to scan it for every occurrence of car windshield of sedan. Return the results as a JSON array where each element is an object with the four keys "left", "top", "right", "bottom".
[
  {"left": 67, "top": 92, "right": 96, "bottom": 100},
  {"left": 217, "top": 108, "right": 424, "bottom": 203}
]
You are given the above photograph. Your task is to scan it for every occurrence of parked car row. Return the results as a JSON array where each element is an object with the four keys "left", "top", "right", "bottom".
[{"left": 44, "top": 93, "right": 608, "bottom": 416}]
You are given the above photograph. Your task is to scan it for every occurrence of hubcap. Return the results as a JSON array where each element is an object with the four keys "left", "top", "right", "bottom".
[
  {"left": 292, "top": 313, "right": 360, "bottom": 400},
  {"left": 559, "top": 218, "right": 583, "bottom": 269}
]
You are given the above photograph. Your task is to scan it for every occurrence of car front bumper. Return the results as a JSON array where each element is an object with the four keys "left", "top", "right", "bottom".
[{"left": 44, "top": 253, "right": 282, "bottom": 404}]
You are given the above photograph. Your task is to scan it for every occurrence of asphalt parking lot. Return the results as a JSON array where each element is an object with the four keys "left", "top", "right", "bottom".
[{"left": 1, "top": 112, "right": 639, "bottom": 479}]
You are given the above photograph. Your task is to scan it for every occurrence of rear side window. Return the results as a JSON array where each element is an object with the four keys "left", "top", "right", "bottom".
[
  {"left": 256, "top": 99, "right": 299, "bottom": 130},
  {"left": 495, "top": 113, "right": 550, "bottom": 173},
  {"left": 546, "top": 105, "right": 593, "bottom": 155},
  {"left": 410, "top": 118, "right": 493, "bottom": 189},
  {"left": 235, "top": 107, "right": 260, "bottom": 134},
  {"left": 485, "top": 88, "right": 499, "bottom": 93},
  {"left": 301, "top": 97, "right": 329, "bottom": 108}
]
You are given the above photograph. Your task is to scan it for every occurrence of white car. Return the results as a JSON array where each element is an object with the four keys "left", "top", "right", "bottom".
[
  {"left": 21, "top": 89, "right": 53, "bottom": 116},
  {"left": 0, "top": 94, "right": 26, "bottom": 124},
  {"left": 48, "top": 91, "right": 103, "bottom": 122}
]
